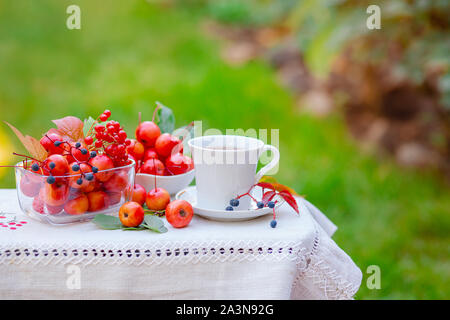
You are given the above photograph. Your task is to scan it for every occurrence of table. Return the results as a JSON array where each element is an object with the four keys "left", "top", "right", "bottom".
[{"left": 0, "top": 189, "right": 362, "bottom": 299}]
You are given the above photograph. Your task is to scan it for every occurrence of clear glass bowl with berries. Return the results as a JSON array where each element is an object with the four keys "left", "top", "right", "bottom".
[
  {"left": 15, "top": 158, "right": 135, "bottom": 225},
  {"left": 9, "top": 109, "right": 136, "bottom": 225}
]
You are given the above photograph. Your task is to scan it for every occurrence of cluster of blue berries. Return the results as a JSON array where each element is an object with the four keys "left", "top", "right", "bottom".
[
  {"left": 225, "top": 197, "right": 278, "bottom": 228},
  {"left": 226, "top": 199, "right": 275, "bottom": 211},
  {"left": 45, "top": 142, "right": 99, "bottom": 185}
]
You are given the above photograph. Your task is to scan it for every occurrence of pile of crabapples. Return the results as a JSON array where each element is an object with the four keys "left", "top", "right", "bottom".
[
  {"left": 119, "top": 184, "right": 193, "bottom": 229},
  {"left": 117, "top": 111, "right": 195, "bottom": 228},
  {"left": 126, "top": 115, "right": 193, "bottom": 176},
  {"left": 18, "top": 110, "right": 135, "bottom": 216}
]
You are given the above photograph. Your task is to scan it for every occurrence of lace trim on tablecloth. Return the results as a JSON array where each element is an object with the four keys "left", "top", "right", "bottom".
[
  {"left": 291, "top": 225, "right": 360, "bottom": 300},
  {"left": 0, "top": 239, "right": 308, "bottom": 266}
]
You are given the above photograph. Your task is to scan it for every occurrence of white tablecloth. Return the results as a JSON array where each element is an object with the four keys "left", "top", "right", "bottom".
[{"left": 0, "top": 189, "right": 362, "bottom": 299}]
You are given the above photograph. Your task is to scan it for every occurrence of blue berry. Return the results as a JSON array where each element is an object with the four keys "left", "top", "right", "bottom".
[
  {"left": 268, "top": 201, "right": 275, "bottom": 208},
  {"left": 270, "top": 220, "right": 277, "bottom": 228},
  {"left": 90, "top": 151, "right": 97, "bottom": 158},
  {"left": 225, "top": 206, "right": 234, "bottom": 211},
  {"left": 85, "top": 173, "right": 94, "bottom": 181},
  {"left": 54, "top": 141, "right": 62, "bottom": 147},
  {"left": 31, "top": 163, "right": 40, "bottom": 172},
  {"left": 80, "top": 148, "right": 88, "bottom": 155},
  {"left": 75, "top": 142, "right": 81, "bottom": 148},
  {"left": 91, "top": 166, "right": 98, "bottom": 173},
  {"left": 46, "top": 176, "right": 55, "bottom": 184},
  {"left": 48, "top": 162, "right": 56, "bottom": 170},
  {"left": 76, "top": 178, "right": 83, "bottom": 185},
  {"left": 72, "top": 164, "right": 80, "bottom": 172},
  {"left": 256, "top": 201, "right": 264, "bottom": 209},
  {"left": 230, "top": 199, "right": 239, "bottom": 207}
]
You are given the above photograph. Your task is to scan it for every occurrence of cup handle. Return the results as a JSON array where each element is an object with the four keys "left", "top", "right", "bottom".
[{"left": 255, "top": 144, "right": 280, "bottom": 183}]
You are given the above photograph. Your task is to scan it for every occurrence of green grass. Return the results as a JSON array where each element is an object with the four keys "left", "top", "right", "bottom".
[{"left": 0, "top": 0, "right": 449, "bottom": 299}]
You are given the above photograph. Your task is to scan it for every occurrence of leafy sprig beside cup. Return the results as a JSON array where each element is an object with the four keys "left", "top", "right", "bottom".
[
  {"left": 92, "top": 214, "right": 168, "bottom": 233},
  {"left": 226, "top": 176, "right": 301, "bottom": 228}
]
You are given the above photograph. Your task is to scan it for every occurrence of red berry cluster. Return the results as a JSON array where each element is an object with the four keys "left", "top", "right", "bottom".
[{"left": 85, "top": 110, "right": 130, "bottom": 167}]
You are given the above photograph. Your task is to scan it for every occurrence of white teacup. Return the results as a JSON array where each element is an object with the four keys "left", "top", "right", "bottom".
[{"left": 188, "top": 135, "right": 280, "bottom": 210}]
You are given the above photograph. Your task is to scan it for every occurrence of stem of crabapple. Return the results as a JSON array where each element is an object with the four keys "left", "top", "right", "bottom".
[
  {"left": 151, "top": 104, "right": 160, "bottom": 123},
  {"left": 12, "top": 152, "right": 40, "bottom": 162}
]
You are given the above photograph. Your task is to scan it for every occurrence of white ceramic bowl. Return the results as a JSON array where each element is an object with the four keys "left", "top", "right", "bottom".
[{"left": 135, "top": 169, "right": 195, "bottom": 195}]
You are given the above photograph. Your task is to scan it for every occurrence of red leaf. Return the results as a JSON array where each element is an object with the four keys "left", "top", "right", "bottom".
[
  {"left": 279, "top": 190, "right": 299, "bottom": 214},
  {"left": 4, "top": 121, "right": 47, "bottom": 161},
  {"left": 262, "top": 190, "right": 276, "bottom": 205},
  {"left": 256, "top": 182, "right": 275, "bottom": 190},
  {"left": 52, "top": 116, "right": 84, "bottom": 142}
]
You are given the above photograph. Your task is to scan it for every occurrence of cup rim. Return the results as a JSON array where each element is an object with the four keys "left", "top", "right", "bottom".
[
  {"left": 188, "top": 135, "right": 264, "bottom": 152},
  {"left": 15, "top": 158, "right": 136, "bottom": 178}
]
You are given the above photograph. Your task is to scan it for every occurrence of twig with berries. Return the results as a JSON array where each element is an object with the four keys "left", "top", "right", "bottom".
[{"left": 225, "top": 182, "right": 299, "bottom": 228}]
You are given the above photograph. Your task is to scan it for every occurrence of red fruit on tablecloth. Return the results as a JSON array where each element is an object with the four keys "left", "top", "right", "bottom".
[
  {"left": 146, "top": 187, "right": 170, "bottom": 211},
  {"left": 119, "top": 201, "right": 144, "bottom": 227},
  {"left": 165, "top": 199, "right": 193, "bottom": 228},
  {"left": 131, "top": 184, "right": 146, "bottom": 206}
]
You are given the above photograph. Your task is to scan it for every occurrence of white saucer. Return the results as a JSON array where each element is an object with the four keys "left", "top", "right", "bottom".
[{"left": 175, "top": 186, "right": 284, "bottom": 222}]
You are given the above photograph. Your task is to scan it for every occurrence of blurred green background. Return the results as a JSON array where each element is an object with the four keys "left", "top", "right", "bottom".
[{"left": 0, "top": 0, "right": 449, "bottom": 299}]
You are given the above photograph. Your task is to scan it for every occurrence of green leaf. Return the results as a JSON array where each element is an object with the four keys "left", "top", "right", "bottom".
[
  {"left": 121, "top": 226, "right": 147, "bottom": 231},
  {"left": 172, "top": 122, "right": 194, "bottom": 155},
  {"left": 92, "top": 214, "right": 122, "bottom": 230},
  {"left": 83, "top": 116, "right": 96, "bottom": 137},
  {"left": 155, "top": 101, "right": 175, "bottom": 134},
  {"left": 142, "top": 214, "right": 168, "bottom": 233}
]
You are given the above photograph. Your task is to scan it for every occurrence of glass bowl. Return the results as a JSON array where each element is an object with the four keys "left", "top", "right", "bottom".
[{"left": 15, "top": 159, "right": 135, "bottom": 225}]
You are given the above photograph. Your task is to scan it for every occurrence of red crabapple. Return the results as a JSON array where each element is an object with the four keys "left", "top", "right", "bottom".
[
  {"left": 146, "top": 187, "right": 170, "bottom": 211},
  {"left": 135, "top": 121, "right": 161, "bottom": 148},
  {"left": 119, "top": 202, "right": 144, "bottom": 227},
  {"left": 103, "top": 170, "right": 129, "bottom": 193},
  {"left": 87, "top": 190, "right": 109, "bottom": 211},
  {"left": 126, "top": 139, "right": 145, "bottom": 161},
  {"left": 44, "top": 154, "right": 69, "bottom": 176},
  {"left": 140, "top": 159, "right": 165, "bottom": 175},
  {"left": 64, "top": 194, "right": 89, "bottom": 215},
  {"left": 131, "top": 184, "right": 146, "bottom": 206},
  {"left": 165, "top": 199, "right": 193, "bottom": 228},
  {"left": 165, "top": 154, "right": 193, "bottom": 175},
  {"left": 89, "top": 154, "right": 114, "bottom": 182},
  {"left": 40, "top": 132, "right": 64, "bottom": 155},
  {"left": 155, "top": 133, "right": 183, "bottom": 158}
]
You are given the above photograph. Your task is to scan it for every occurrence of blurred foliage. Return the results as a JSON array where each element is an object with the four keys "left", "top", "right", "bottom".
[{"left": 207, "top": 0, "right": 450, "bottom": 107}]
